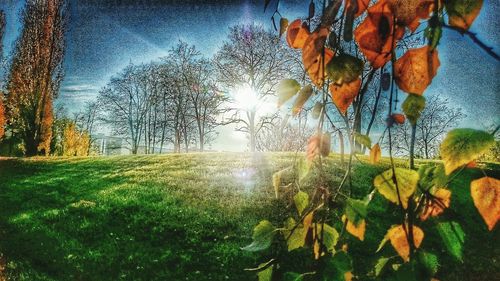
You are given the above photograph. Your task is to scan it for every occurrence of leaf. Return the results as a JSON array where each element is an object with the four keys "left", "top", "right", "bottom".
[
  {"left": 292, "top": 84, "right": 314, "bottom": 116},
  {"left": 386, "top": 224, "right": 424, "bottom": 262},
  {"left": 354, "top": 0, "right": 405, "bottom": 68},
  {"left": 470, "top": 177, "right": 500, "bottom": 231},
  {"left": 258, "top": 264, "right": 274, "bottom": 281},
  {"left": 302, "top": 28, "right": 334, "bottom": 87},
  {"left": 308, "top": 0, "right": 315, "bottom": 19},
  {"left": 440, "top": 128, "right": 495, "bottom": 175},
  {"left": 284, "top": 217, "right": 305, "bottom": 251},
  {"left": 418, "top": 250, "right": 439, "bottom": 276},
  {"left": 402, "top": 94, "right": 426, "bottom": 125},
  {"left": 307, "top": 133, "right": 331, "bottom": 161},
  {"left": 329, "top": 78, "right": 361, "bottom": 115},
  {"left": 343, "top": 215, "right": 366, "bottom": 241},
  {"left": 345, "top": 0, "right": 370, "bottom": 17},
  {"left": 425, "top": 20, "right": 442, "bottom": 50},
  {"left": 294, "top": 191, "right": 309, "bottom": 215},
  {"left": 394, "top": 46, "right": 440, "bottom": 95},
  {"left": 445, "top": 0, "right": 483, "bottom": 30},
  {"left": 242, "top": 220, "right": 275, "bottom": 252},
  {"left": 370, "top": 143, "right": 382, "bottom": 164},
  {"left": 373, "top": 257, "right": 390, "bottom": 277},
  {"left": 420, "top": 188, "right": 451, "bottom": 221},
  {"left": 436, "top": 221, "right": 464, "bottom": 261},
  {"left": 326, "top": 54, "right": 364, "bottom": 85},
  {"left": 374, "top": 168, "right": 419, "bottom": 209},
  {"left": 286, "top": 19, "right": 310, "bottom": 49},
  {"left": 354, "top": 132, "right": 372, "bottom": 148},
  {"left": 345, "top": 198, "right": 368, "bottom": 225},
  {"left": 314, "top": 223, "right": 339, "bottom": 252},
  {"left": 418, "top": 163, "right": 447, "bottom": 191},
  {"left": 323, "top": 251, "right": 353, "bottom": 281},
  {"left": 312, "top": 102, "right": 323, "bottom": 119},
  {"left": 277, "top": 79, "right": 301, "bottom": 107},
  {"left": 280, "top": 17, "right": 289, "bottom": 38},
  {"left": 389, "top": 0, "right": 435, "bottom": 32},
  {"left": 391, "top": 114, "right": 406, "bottom": 125}
]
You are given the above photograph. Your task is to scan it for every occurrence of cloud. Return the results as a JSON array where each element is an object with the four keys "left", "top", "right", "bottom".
[{"left": 61, "top": 84, "right": 99, "bottom": 93}]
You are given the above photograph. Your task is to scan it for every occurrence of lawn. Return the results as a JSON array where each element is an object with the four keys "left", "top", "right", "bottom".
[{"left": 0, "top": 153, "right": 498, "bottom": 280}]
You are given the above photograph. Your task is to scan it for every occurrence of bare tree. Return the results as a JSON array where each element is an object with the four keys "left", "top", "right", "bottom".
[
  {"left": 214, "top": 24, "right": 292, "bottom": 152},
  {"left": 390, "top": 95, "right": 465, "bottom": 159}
]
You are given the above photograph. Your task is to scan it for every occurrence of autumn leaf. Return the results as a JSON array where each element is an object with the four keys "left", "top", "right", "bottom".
[
  {"left": 345, "top": 0, "right": 371, "bottom": 17},
  {"left": 386, "top": 224, "right": 424, "bottom": 262},
  {"left": 391, "top": 113, "right": 406, "bottom": 125},
  {"left": 389, "top": 0, "right": 434, "bottom": 32},
  {"left": 277, "top": 79, "right": 301, "bottom": 107},
  {"left": 402, "top": 94, "right": 426, "bottom": 125},
  {"left": 292, "top": 84, "right": 313, "bottom": 116},
  {"left": 440, "top": 128, "right": 495, "bottom": 175},
  {"left": 329, "top": 78, "right": 361, "bottom": 115},
  {"left": 307, "top": 132, "right": 331, "bottom": 161},
  {"left": 326, "top": 53, "right": 364, "bottom": 84},
  {"left": 445, "top": 0, "right": 483, "bottom": 30},
  {"left": 313, "top": 223, "right": 339, "bottom": 252},
  {"left": 279, "top": 17, "right": 289, "bottom": 38},
  {"left": 370, "top": 143, "right": 382, "bottom": 164},
  {"left": 420, "top": 188, "right": 451, "bottom": 221},
  {"left": 286, "top": 19, "right": 310, "bottom": 49},
  {"left": 470, "top": 177, "right": 500, "bottom": 231},
  {"left": 343, "top": 215, "right": 366, "bottom": 241},
  {"left": 354, "top": 0, "right": 405, "bottom": 68},
  {"left": 374, "top": 168, "right": 419, "bottom": 209},
  {"left": 394, "top": 46, "right": 440, "bottom": 95},
  {"left": 302, "top": 27, "right": 334, "bottom": 87}
]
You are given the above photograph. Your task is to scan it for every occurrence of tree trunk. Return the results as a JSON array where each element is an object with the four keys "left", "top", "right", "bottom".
[
  {"left": 409, "top": 123, "right": 417, "bottom": 169},
  {"left": 249, "top": 110, "right": 256, "bottom": 152},
  {"left": 338, "top": 130, "right": 345, "bottom": 165}
]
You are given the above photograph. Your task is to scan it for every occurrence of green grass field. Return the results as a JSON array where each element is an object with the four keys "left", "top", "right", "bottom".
[{"left": 0, "top": 153, "right": 498, "bottom": 280}]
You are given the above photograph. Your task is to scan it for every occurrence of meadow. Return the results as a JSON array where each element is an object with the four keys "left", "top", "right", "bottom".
[{"left": 0, "top": 153, "right": 498, "bottom": 280}]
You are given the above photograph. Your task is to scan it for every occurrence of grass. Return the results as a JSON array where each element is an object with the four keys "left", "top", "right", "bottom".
[{"left": 0, "top": 153, "right": 498, "bottom": 280}]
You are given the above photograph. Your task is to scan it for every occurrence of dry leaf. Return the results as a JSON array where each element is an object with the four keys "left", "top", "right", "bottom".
[
  {"left": 329, "top": 78, "right": 361, "bottom": 115},
  {"left": 370, "top": 143, "right": 382, "bottom": 164},
  {"left": 387, "top": 224, "right": 424, "bottom": 262},
  {"left": 470, "top": 177, "right": 500, "bottom": 231},
  {"left": 343, "top": 215, "right": 366, "bottom": 241},
  {"left": 302, "top": 28, "right": 334, "bottom": 87},
  {"left": 394, "top": 46, "right": 440, "bottom": 95},
  {"left": 286, "top": 19, "right": 310, "bottom": 49},
  {"left": 420, "top": 188, "right": 451, "bottom": 221}
]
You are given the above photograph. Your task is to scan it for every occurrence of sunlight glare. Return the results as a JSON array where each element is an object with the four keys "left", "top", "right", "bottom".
[{"left": 233, "top": 85, "right": 259, "bottom": 111}]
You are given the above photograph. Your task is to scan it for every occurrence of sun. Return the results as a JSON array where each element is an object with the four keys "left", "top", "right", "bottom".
[{"left": 232, "top": 85, "right": 260, "bottom": 111}]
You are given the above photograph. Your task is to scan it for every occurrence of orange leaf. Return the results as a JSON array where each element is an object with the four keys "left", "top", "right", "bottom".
[
  {"left": 329, "top": 78, "right": 361, "bottom": 115},
  {"left": 470, "top": 177, "right": 500, "bottom": 231},
  {"left": 466, "top": 161, "right": 477, "bottom": 168},
  {"left": 420, "top": 188, "right": 451, "bottom": 221},
  {"left": 344, "top": 0, "right": 371, "bottom": 17},
  {"left": 302, "top": 28, "right": 334, "bottom": 87},
  {"left": 354, "top": 0, "right": 405, "bottom": 69},
  {"left": 392, "top": 113, "right": 406, "bottom": 124},
  {"left": 343, "top": 215, "right": 366, "bottom": 241},
  {"left": 389, "top": 0, "right": 435, "bottom": 32},
  {"left": 394, "top": 46, "right": 440, "bottom": 95},
  {"left": 307, "top": 133, "right": 331, "bottom": 161},
  {"left": 286, "top": 19, "right": 310, "bottom": 49},
  {"left": 370, "top": 143, "right": 382, "bottom": 164},
  {"left": 387, "top": 224, "right": 424, "bottom": 262}
]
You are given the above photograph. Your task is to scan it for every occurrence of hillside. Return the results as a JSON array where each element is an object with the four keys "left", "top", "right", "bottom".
[{"left": 0, "top": 153, "right": 498, "bottom": 280}]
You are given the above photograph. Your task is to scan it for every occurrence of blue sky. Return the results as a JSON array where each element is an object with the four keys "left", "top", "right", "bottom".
[{"left": 1, "top": 0, "right": 499, "bottom": 151}]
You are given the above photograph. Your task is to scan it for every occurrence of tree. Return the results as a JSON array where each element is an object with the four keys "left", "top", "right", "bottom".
[
  {"left": 61, "top": 121, "right": 90, "bottom": 156},
  {"left": 391, "top": 95, "right": 465, "bottom": 159},
  {"left": 214, "top": 24, "right": 292, "bottom": 152},
  {"left": 5, "top": 0, "right": 66, "bottom": 156}
]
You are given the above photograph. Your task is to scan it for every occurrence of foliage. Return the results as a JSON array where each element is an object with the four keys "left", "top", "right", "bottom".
[{"left": 61, "top": 122, "right": 90, "bottom": 156}]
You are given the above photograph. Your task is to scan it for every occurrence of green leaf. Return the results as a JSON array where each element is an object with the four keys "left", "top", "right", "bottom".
[
  {"left": 436, "top": 221, "right": 465, "bottom": 262},
  {"left": 294, "top": 191, "right": 309, "bottom": 215},
  {"left": 376, "top": 235, "right": 389, "bottom": 253},
  {"left": 317, "top": 223, "right": 339, "bottom": 252},
  {"left": 242, "top": 220, "right": 275, "bottom": 252},
  {"left": 326, "top": 53, "right": 364, "bottom": 84},
  {"left": 292, "top": 85, "right": 314, "bottom": 116},
  {"left": 323, "top": 251, "right": 353, "bottom": 281},
  {"left": 374, "top": 257, "right": 390, "bottom": 277},
  {"left": 284, "top": 272, "right": 303, "bottom": 281},
  {"left": 277, "top": 79, "right": 301, "bottom": 107},
  {"left": 418, "top": 163, "right": 447, "bottom": 191},
  {"left": 257, "top": 264, "right": 274, "bottom": 281},
  {"left": 418, "top": 250, "right": 439, "bottom": 276},
  {"left": 283, "top": 217, "right": 307, "bottom": 251},
  {"left": 354, "top": 132, "right": 371, "bottom": 149},
  {"left": 440, "top": 128, "right": 495, "bottom": 175},
  {"left": 373, "top": 168, "right": 419, "bottom": 209},
  {"left": 345, "top": 198, "right": 368, "bottom": 226},
  {"left": 402, "top": 94, "right": 426, "bottom": 125},
  {"left": 424, "top": 21, "right": 442, "bottom": 50}
]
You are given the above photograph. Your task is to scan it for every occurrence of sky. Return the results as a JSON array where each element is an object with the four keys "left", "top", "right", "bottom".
[{"left": 1, "top": 0, "right": 499, "bottom": 152}]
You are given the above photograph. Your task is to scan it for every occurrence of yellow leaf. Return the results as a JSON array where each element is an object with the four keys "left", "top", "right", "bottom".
[
  {"left": 387, "top": 224, "right": 424, "bottom": 262},
  {"left": 279, "top": 17, "right": 289, "bottom": 38},
  {"left": 420, "top": 188, "right": 451, "bottom": 221},
  {"left": 470, "top": 177, "right": 500, "bottom": 231},
  {"left": 370, "top": 143, "right": 381, "bottom": 164},
  {"left": 314, "top": 239, "right": 321, "bottom": 260},
  {"left": 374, "top": 168, "right": 419, "bottom": 209},
  {"left": 343, "top": 215, "right": 366, "bottom": 241},
  {"left": 272, "top": 171, "right": 282, "bottom": 199},
  {"left": 344, "top": 271, "right": 354, "bottom": 281}
]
